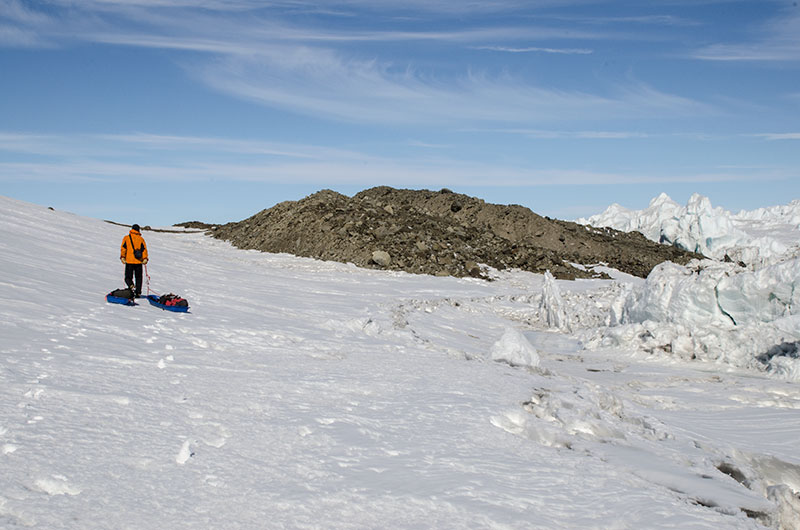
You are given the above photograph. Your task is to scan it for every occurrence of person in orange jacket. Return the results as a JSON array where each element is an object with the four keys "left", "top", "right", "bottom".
[{"left": 120, "top": 224, "right": 149, "bottom": 297}]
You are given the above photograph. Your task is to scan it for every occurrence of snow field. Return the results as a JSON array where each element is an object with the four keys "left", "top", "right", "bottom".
[{"left": 1, "top": 195, "right": 799, "bottom": 528}]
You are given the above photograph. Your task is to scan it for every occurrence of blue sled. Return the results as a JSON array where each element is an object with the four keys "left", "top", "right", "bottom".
[
  {"left": 106, "top": 294, "right": 135, "bottom": 306},
  {"left": 147, "top": 294, "right": 190, "bottom": 313}
]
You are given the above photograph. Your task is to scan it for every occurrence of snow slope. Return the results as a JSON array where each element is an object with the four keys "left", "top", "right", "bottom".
[
  {"left": 578, "top": 193, "right": 800, "bottom": 267},
  {"left": 2, "top": 195, "right": 800, "bottom": 529}
]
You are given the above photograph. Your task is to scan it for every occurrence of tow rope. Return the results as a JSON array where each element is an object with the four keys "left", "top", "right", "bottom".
[{"left": 144, "top": 264, "right": 160, "bottom": 297}]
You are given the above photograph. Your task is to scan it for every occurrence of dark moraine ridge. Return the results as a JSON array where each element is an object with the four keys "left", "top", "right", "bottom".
[{"left": 209, "top": 186, "right": 699, "bottom": 280}]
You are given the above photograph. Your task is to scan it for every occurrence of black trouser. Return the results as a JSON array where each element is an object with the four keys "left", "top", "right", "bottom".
[{"left": 124, "top": 263, "right": 143, "bottom": 295}]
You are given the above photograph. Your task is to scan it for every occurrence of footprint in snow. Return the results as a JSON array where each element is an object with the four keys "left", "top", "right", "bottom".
[
  {"left": 188, "top": 417, "right": 231, "bottom": 448},
  {"left": 200, "top": 423, "right": 230, "bottom": 448},
  {"left": 203, "top": 474, "right": 225, "bottom": 487}
]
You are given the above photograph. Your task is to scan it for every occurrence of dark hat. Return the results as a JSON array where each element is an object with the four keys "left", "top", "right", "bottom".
[{"left": 132, "top": 224, "right": 141, "bottom": 232}]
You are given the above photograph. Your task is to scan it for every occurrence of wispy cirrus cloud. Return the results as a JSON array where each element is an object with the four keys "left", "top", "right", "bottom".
[
  {"left": 542, "top": 13, "right": 701, "bottom": 27},
  {"left": 2, "top": 156, "right": 787, "bottom": 188},
  {"left": 751, "top": 133, "right": 800, "bottom": 141},
  {"left": 0, "top": 24, "right": 46, "bottom": 46},
  {"left": 0, "top": 0, "right": 57, "bottom": 46},
  {"left": 693, "top": 9, "right": 800, "bottom": 62},
  {"left": 0, "top": 131, "right": 372, "bottom": 161},
  {"left": 473, "top": 45, "right": 593, "bottom": 55},
  {"left": 195, "top": 48, "right": 712, "bottom": 125},
  {"left": 79, "top": 11, "right": 677, "bottom": 126},
  {"left": 0, "top": 0, "right": 53, "bottom": 24},
  {"left": 40, "top": 0, "right": 564, "bottom": 15},
  {"left": 0, "top": 0, "right": 713, "bottom": 126},
  {"left": 461, "top": 128, "right": 649, "bottom": 139},
  {"left": 86, "top": 18, "right": 609, "bottom": 49},
  {"left": 0, "top": 131, "right": 790, "bottom": 188},
  {"left": 469, "top": 129, "right": 742, "bottom": 141}
]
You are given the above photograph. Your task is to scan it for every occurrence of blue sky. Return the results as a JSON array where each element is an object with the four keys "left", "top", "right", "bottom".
[{"left": 1, "top": 0, "right": 798, "bottom": 226}]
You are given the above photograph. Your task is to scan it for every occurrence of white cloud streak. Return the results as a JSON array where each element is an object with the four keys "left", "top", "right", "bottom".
[
  {"left": 193, "top": 49, "right": 711, "bottom": 125},
  {"left": 473, "top": 45, "right": 593, "bottom": 55},
  {"left": 476, "top": 129, "right": 650, "bottom": 139},
  {"left": 751, "top": 133, "right": 800, "bottom": 141},
  {"left": 0, "top": 0, "right": 714, "bottom": 126},
  {"left": 69, "top": 0, "right": 614, "bottom": 16},
  {"left": 693, "top": 9, "right": 800, "bottom": 62},
  {"left": 86, "top": 22, "right": 608, "bottom": 49},
  {"left": 0, "top": 0, "right": 57, "bottom": 46},
  {"left": 0, "top": 131, "right": 790, "bottom": 188},
  {"left": 0, "top": 132, "right": 373, "bottom": 161},
  {"left": 0, "top": 23, "right": 46, "bottom": 46},
  {"left": 542, "top": 13, "right": 701, "bottom": 27},
  {"left": 0, "top": 0, "right": 53, "bottom": 24},
  {"left": 2, "top": 158, "right": 786, "bottom": 188}
]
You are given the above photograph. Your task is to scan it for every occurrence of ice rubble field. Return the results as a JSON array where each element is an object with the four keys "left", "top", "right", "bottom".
[
  {"left": 1, "top": 194, "right": 800, "bottom": 529},
  {"left": 578, "top": 193, "right": 800, "bottom": 382},
  {"left": 579, "top": 192, "right": 800, "bottom": 267}
]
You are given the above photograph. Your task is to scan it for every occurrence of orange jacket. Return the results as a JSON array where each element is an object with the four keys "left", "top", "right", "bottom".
[{"left": 120, "top": 229, "right": 148, "bottom": 264}]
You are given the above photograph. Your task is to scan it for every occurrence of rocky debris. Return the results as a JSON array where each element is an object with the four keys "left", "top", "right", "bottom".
[
  {"left": 174, "top": 221, "right": 217, "bottom": 230},
  {"left": 211, "top": 186, "right": 700, "bottom": 280},
  {"left": 371, "top": 250, "right": 391, "bottom": 267}
]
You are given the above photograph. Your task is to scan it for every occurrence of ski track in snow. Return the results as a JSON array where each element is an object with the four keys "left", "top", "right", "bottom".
[{"left": 1, "top": 195, "right": 799, "bottom": 529}]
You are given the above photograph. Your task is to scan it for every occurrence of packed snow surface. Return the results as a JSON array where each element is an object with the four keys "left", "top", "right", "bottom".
[
  {"left": 578, "top": 193, "right": 800, "bottom": 267},
  {"left": 2, "top": 195, "right": 800, "bottom": 529}
]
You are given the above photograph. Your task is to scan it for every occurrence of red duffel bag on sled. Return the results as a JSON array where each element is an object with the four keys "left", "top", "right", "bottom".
[{"left": 147, "top": 293, "right": 189, "bottom": 312}]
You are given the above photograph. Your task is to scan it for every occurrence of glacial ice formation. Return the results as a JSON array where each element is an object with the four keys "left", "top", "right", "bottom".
[{"left": 578, "top": 193, "right": 800, "bottom": 267}]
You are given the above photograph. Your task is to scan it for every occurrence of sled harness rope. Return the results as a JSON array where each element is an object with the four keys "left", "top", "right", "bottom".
[{"left": 144, "top": 264, "right": 161, "bottom": 297}]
